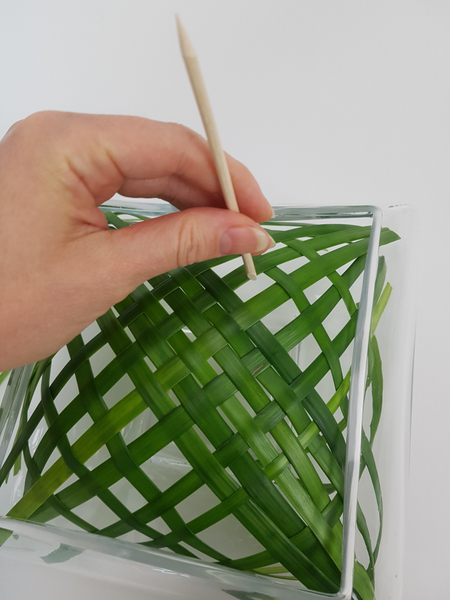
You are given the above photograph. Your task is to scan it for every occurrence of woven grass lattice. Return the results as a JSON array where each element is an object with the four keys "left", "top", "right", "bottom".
[{"left": 0, "top": 210, "right": 399, "bottom": 600}]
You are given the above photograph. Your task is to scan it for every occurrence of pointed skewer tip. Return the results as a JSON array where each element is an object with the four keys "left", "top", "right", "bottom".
[
  {"left": 175, "top": 15, "right": 257, "bottom": 282},
  {"left": 175, "top": 14, "right": 196, "bottom": 58}
]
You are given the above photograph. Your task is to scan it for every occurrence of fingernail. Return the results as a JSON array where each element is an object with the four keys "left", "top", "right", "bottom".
[
  {"left": 254, "top": 228, "right": 271, "bottom": 252},
  {"left": 269, "top": 236, "right": 276, "bottom": 249},
  {"left": 220, "top": 227, "right": 271, "bottom": 256}
]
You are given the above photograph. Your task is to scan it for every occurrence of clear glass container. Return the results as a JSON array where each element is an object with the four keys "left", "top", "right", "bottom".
[{"left": 0, "top": 202, "right": 415, "bottom": 600}]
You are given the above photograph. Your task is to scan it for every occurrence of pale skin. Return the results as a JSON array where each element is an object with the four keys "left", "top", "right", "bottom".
[{"left": 0, "top": 111, "right": 274, "bottom": 371}]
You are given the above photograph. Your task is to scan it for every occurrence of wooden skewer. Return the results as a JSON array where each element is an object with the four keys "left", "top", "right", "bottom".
[{"left": 176, "top": 15, "right": 257, "bottom": 281}]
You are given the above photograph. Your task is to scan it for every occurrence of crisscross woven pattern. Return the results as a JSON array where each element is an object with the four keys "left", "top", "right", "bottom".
[{"left": 0, "top": 210, "right": 399, "bottom": 599}]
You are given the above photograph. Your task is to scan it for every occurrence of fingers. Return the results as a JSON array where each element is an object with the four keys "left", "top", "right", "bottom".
[
  {"left": 96, "top": 115, "right": 272, "bottom": 222},
  {"left": 5, "top": 111, "right": 272, "bottom": 223},
  {"left": 117, "top": 174, "right": 223, "bottom": 210},
  {"left": 90, "top": 207, "right": 273, "bottom": 304},
  {"left": 116, "top": 149, "right": 271, "bottom": 224}
]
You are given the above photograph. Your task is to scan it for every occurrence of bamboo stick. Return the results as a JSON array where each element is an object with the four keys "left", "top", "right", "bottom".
[{"left": 176, "top": 15, "right": 257, "bottom": 280}]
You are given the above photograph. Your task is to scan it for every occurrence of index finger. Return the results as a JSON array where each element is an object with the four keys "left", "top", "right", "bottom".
[
  {"left": 109, "top": 118, "right": 273, "bottom": 223},
  {"left": 25, "top": 112, "right": 273, "bottom": 223}
]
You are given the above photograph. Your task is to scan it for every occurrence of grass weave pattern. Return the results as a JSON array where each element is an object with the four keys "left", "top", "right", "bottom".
[{"left": 0, "top": 211, "right": 399, "bottom": 599}]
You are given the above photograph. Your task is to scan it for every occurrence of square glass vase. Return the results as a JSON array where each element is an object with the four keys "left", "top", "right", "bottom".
[{"left": 0, "top": 203, "right": 415, "bottom": 600}]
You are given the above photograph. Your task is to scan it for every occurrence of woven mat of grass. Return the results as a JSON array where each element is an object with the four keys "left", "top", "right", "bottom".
[{"left": 0, "top": 209, "right": 399, "bottom": 600}]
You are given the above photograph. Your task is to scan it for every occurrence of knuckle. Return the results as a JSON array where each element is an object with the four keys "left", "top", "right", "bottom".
[
  {"left": 167, "top": 122, "right": 206, "bottom": 177},
  {"left": 176, "top": 217, "right": 205, "bottom": 267},
  {"left": 168, "top": 122, "right": 200, "bottom": 142},
  {"left": 4, "top": 111, "right": 57, "bottom": 143},
  {"left": 21, "top": 111, "right": 57, "bottom": 133},
  {"left": 2, "top": 119, "right": 23, "bottom": 141}
]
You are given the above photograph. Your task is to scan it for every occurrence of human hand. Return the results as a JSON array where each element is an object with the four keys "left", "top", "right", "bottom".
[{"left": 0, "top": 111, "right": 273, "bottom": 370}]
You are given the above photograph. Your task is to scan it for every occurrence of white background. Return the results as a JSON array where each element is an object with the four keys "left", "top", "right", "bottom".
[{"left": 0, "top": 1, "right": 449, "bottom": 598}]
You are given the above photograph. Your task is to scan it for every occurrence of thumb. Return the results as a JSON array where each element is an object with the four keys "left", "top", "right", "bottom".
[{"left": 97, "top": 206, "right": 273, "bottom": 300}]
